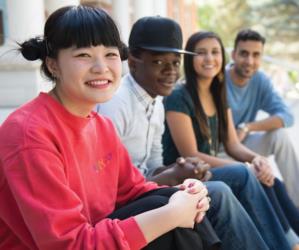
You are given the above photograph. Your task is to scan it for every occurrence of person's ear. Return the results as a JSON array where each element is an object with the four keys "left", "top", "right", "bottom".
[
  {"left": 46, "top": 57, "right": 60, "bottom": 79},
  {"left": 128, "top": 54, "right": 138, "bottom": 74}
]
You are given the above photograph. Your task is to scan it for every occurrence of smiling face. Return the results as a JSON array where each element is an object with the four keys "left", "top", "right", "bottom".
[
  {"left": 193, "top": 38, "right": 223, "bottom": 83},
  {"left": 232, "top": 40, "right": 263, "bottom": 81},
  {"left": 47, "top": 45, "right": 122, "bottom": 116},
  {"left": 129, "top": 51, "right": 181, "bottom": 98}
]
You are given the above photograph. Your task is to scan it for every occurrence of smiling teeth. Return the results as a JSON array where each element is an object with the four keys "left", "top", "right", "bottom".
[
  {"left": 203, "top": 65, "right": 213, "bottom": 69},
  {"left": 88, "top": 80, "right": 108, "bottom": 86}
]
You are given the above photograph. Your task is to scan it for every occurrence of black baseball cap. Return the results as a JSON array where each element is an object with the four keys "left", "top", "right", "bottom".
[{"left": 129, "top": 16, "right": 197, "bottom": 55}]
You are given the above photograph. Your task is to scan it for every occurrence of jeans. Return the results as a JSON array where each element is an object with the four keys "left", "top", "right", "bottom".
[
  {"left": 262, "top": 179, "right": 299, "bottom": 246},
  {"left": 270, "top": 179, "right": 299, "bottom": 234},
  {"left": 205, "top": 181, "right": 268, "bottom": 250},
  {"left": 210, "top": 164, "right": 291, "bottom": 250},
  {"left": 243, "top": 129, "right": 299, "bottom": 207}
]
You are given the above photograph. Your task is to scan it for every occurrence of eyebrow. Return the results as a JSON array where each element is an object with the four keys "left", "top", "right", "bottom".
[
  {"left": 195, "top": 47, "right": 221, "bottom": 51},
  {"left": 239, "top": 49, "right": 261, "bottom": 55}
]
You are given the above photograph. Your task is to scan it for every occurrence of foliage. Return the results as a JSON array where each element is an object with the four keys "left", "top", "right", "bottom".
[
  {"left": 197, "top": 0, "right": 252, "bottom": 48},
  {"left": 197, "top": 0, "right": 299, "bottom": 63}
]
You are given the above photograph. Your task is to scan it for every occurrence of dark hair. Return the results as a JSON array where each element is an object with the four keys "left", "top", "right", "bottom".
[
  {"left": 184, "top": 31, "right": 228, "bottom": 144},
  {"left": 234, "top": 29, "right": 266, "bottom": 49},
  {"left": 18, "top": 5, "right": 127, "bottom": 81}
]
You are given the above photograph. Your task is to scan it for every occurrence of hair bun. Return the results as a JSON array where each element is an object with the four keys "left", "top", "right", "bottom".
[{"left": 19, "top": 38, "right": 47, "bottom": 61}]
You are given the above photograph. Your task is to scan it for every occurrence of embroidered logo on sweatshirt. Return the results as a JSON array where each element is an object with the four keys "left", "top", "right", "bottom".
[{"left": 93, "top": 153, "right": 112, "bottom": 173}]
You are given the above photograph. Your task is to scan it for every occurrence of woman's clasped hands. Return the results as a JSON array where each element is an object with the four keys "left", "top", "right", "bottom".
[{"left": 168, "top": 178, "right": 210, "bottom": 229}]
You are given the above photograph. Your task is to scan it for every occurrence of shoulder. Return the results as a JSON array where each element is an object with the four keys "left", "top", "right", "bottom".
[
  {"left": 98, "top": 76, "right": 134, "bottom": 116},
  {"left": 251, "top": 70, "right": 271, "bottom": 86},
  {"left": 166, "top": 83, "right": 189, "bottom": 102},
  {"left": 164, "top": 83, "right": 193, "bottom": 113},
  {"left": 110, "top": 75, "right": 133, "bottom": 104},
  {"left": 0, "top": 93, "right": 49, "bottom": 134},
  {"left": 0, "top": 94, "right": 57, "bottom": 157}
]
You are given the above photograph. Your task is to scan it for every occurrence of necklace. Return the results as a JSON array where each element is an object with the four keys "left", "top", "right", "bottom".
[{"left": 207, "top": 114, "right": 219, "bottom": 156}]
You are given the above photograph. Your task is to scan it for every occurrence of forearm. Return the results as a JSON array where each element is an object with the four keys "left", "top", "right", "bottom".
[
  {"left": 225, "top": 142, "right": 258, "bottom": 163},
  {"left": 193, "top": 151, "right": 235, "bottom": 168},
  {"left": 148, "top": 169, "right": 179, "bottom": 186},
  {"left": 247, "top": 116, "right": 284, "bottom": 132},
  {"left": 134, "top": 203, "right": 179, "bottom": 244}
]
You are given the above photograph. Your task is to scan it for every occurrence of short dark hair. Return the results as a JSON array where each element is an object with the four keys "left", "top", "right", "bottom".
[
  {"left": 234, "top": 29, "right": 266, "bottom": 49},
  {"left": 18, "top": 5, "right": 127, "bottom": 81}
]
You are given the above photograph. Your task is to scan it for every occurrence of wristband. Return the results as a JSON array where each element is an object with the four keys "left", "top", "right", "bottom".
[{"left": 238, "top": 123, "right": 249, "bottom": 133}]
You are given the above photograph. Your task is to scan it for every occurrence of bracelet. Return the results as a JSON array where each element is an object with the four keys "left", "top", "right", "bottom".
[{"left": 238, "top": 123, "right": 249, "bottom": 133}]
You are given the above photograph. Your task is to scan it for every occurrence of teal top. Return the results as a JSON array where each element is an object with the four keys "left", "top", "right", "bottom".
[{"left": 162, "top": 85, "right": 218, "bottom": 165}]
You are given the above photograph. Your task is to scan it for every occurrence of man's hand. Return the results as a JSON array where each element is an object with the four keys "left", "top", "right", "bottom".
[
  {"left": 150, "top": 157, "right": 212, "bottom": 186},
  {"left": 250, "top": 156, "right": 275, "bottom": 187},
  {"left": 172, "top": 157, "right": 212, "bottom": 183}
]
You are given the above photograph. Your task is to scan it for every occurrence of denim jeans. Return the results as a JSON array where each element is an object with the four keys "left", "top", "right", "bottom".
[
  {"left": 243, "top": 129, "right": 299, "bottom": 207},
  {"left": 210, "top": 164, "right": 291, "bottom": 250},
  {"left": 263, "top": 178, "right": 299, "bottom": 235},
  {"left": 206, "top": 181, "right": 268, "bottom": 250},
  {"left": 270, "top": 179, "right": 299, "bottom": 234},
  {"left": 262, "top": 179, "right": 299, "bottom": 247}
]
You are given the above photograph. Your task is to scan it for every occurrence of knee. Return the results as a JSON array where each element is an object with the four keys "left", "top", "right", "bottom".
[
  {"left": 229, "top": 164, "right": 262, "bottom": 192},
  {"left": 268, "top": 128, "right": 290, "bottom": 146},
  {"left": 206, "top": 181, "right": 238, "bottom": 214},
  {"left": 206, "top": 181, "right": 233, "bottom": 203},
  {"left": 229, "top": 164, "right": 251, "bottom": 183}
]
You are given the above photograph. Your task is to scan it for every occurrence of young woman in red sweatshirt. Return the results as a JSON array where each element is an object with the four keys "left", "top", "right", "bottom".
[{"left": 0, "top": 5, "right": 212, "bottom": 250}]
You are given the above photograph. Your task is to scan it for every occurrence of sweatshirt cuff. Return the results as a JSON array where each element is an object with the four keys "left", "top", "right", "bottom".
[
  {"left": 275, "top": 112, "right": 294, "bottom": 128},
  {"left": 119, "top": 217, "right": 147, "bottom": 250}
]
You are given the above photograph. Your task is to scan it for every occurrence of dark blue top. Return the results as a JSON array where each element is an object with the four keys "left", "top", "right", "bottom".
[{"left": 162, "top": 85, "right": 218, "bottom": 165}]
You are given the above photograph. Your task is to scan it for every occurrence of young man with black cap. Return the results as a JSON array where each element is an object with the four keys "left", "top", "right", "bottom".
[{"left": 98, "top": 16, "right": 291, "bottom": 249}]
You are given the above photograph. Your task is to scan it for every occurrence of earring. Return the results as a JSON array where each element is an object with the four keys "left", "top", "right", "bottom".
[{"left": 217, "top": 72, "right": 224, "bottom": 82}]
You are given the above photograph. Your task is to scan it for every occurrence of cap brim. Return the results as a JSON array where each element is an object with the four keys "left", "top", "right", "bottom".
[{"left": 138, "top": 46, "right": 197, "bottom": 55}]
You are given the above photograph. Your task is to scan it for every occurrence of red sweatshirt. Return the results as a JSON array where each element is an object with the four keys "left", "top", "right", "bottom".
[{"left": 0, "top": 93, "right": 159, "bottom": 250}]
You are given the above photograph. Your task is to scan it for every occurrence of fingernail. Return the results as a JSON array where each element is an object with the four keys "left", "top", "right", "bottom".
[{"left": 188, "top": 182, "right": 195, "bottom": 188}]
